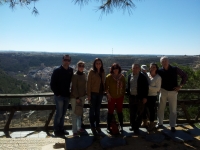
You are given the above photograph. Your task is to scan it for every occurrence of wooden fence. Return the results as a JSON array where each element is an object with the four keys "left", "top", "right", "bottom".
[{"left": 0, "top": 89, "right": 200, "bottom": 135}]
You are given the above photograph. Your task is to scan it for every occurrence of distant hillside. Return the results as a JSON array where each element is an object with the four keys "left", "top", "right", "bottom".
[
  {"left": 0, "top": 69, "right": 30, "bottom": 94},
  {"left": 0, "top": 52, "right": 199, "bottom": 74},
  {"left": 0, "top": 52, "right": 110, "bottom": 73}
]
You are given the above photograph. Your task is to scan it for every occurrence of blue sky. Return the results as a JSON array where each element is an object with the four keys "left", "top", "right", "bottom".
[{"left": 0, "top": 0, "right": 200, "bottom": 55}]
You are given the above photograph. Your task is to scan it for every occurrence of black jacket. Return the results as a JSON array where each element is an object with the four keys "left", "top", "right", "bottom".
[
  {"left": 157, "top": 65, "right": 177, "bottom": 91},
  {"left": 50, "top": 65, "right": 73, "bottom": 97},
  {"left": 127, "top": 72, "right": 149, "bottom": 100}
]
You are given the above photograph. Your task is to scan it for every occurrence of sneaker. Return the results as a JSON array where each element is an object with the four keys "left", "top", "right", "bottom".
[
  {"left": 171, "top": 127, "right": 176, "bottom": 132},
  {"left": 73, "top": 133, "right": 79, "bottom": 137},
  {"left": 78, "top": 128, "right": 85, "bottom": 133}
]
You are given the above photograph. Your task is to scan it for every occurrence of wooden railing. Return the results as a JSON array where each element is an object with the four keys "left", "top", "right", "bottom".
[{"left": 0, "top": 89, "right": 200, "bottom": 135}]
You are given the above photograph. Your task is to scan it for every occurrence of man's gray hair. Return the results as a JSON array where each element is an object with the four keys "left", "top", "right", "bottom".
[{"left": 160, "top": 56, "right": 168, "bottom": 63}]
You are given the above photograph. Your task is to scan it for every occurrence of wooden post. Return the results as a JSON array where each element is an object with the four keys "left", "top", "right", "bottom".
[
  {"left": 180, "top": 102, "right": 191, "bottom": 123},
  {"left": 44, "top": 109, "right": 55, "bottom": 132},
  {"left": 4, "top": 108, "right": 15, "bottom": 135}
]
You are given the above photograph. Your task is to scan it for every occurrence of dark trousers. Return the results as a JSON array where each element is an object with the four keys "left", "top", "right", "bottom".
[
  {"left": 89, "top": 93, "right": 103, "bottom": 128},
  {"left": 142, "top": 96, "right": 157, "bottom": 122},
  {"left": 129, "top": 95, "right": 144, "bottom": 130}
]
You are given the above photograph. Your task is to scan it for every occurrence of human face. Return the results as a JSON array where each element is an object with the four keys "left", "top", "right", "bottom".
[
  {"left": 132, "top": 64, "right": 140, "bottom": 75},
  {"left": 62, "top": 56, "right": 71, "bottom": 67},
  {"left": 150, "top": 64, "right": 157, "bottom": 74},
  {"left": 113, "top": 67, "right": 119, "bottom": 75},
  {"left": 78, "top": 64, "right": 84, "bottom": 72},
  {"left": 95, "top": 60, "right": 102, "bottom": 70},
  {"left": 161, "top": 58, "right": 169, "bottom": 69}
]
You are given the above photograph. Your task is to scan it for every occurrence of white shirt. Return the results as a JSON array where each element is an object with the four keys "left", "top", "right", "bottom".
[
  {"left": 147, "top": 73, "right": 161, "bottom": 96},
  {"left": 130, "top": 74, "right": 139, "bottom": 95}
]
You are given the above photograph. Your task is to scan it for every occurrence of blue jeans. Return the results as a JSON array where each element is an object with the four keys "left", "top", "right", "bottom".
[
  {"left": 54, "top": 96, "right": 69, "bottom": 131},
  {"left": 70, "top": 96, "right": 85, "bottom": 133},
  {"left": 89, "top": 93, "right": 103, "bottom": 128}
]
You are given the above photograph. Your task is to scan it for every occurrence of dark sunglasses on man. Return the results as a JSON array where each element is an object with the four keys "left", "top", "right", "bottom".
[{"left": 63, "top": 59, "right": 71, "bottom": 62}]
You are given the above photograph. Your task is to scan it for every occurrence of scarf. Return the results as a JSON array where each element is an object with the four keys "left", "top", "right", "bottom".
[{"left": 112, "top": 74, "right": 123, "bottom": 95}]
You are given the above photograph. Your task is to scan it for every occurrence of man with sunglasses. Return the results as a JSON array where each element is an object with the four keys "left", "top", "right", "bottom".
[{"left": 50, "top": 55, "right": 73, "bottom": 137}]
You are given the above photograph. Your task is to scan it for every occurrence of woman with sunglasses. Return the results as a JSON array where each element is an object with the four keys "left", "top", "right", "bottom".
[
  {"left": 87, "top": 58, "right": 105, "bottom": 135},
  {"left": 70, "top": 61, "right": 87, "bottom": 136},
  {"left": 105, "top": 63, "right": 126, "bottom": 133}
]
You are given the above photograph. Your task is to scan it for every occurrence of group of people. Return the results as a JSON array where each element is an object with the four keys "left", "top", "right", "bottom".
[{"left": 50, "top": 54, "right": 187, "bottom": 137}]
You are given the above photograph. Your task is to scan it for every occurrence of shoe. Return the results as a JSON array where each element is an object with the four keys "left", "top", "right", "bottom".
[
  {"left": 129, "top": 127, "right": 133, "bottom": 131},
  {"left": 73, "top": 133, "right": 79, "bottom": 137},
  {"left": 155, "top": 124, "right": 164, "bottom": 129},
  {"left": 134, "top": 129, "right": 140, "bottom": 135},
  {"left": 54, "top": 130, "right": 63, "bottom": 137},
  {"left": 96, "top": 127, "right": 102, "bottom": 133},
  {"left": 106, "top": 128, "right": 112, "bottom": 133},
  {"left": 141, "top": 119, "right": 149, "bottom": 128},
  {"left": 81, "top": 123, "right": 85, "bottom": 129},
  {"left": 91, "top": 127, "right": 97, "bottom": 135},
  {"left": 119, "top": 126, "right": 123, "bottom": 132},
  {"left": 60, "top": 129, "right": 69, "bottom": 135},
  {"left": 171, "top": 127, "right": 176, "bottom": 132},
  {"left": 78, "top": 128, "right": 85, "bottom": 133}
]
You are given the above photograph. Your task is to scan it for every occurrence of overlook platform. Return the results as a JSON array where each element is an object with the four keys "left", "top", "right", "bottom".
[
  {"left": 0, "top": 89, "right": 200, "bottom": 149},
  {"left": 0, "top": 124, "right": 200, "bottom": 150}
]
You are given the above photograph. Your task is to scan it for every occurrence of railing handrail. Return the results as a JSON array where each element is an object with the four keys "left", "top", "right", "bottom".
[
  {"left": 0, "top": 89, "right": 200, "bottom": 133},
  {"left": 0, "top": 89, "right": 200, "bottom": 98}
]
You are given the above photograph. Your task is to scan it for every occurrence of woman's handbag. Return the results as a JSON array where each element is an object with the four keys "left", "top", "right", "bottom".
[{"left": 74, "top": 100, "right": 83, "bottom": 116}]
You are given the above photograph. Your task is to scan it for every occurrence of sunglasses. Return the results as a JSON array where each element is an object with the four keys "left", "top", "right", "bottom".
[
  {"left": 63, "top": 59, "right": 71, "bottom": 62},
  {"left": 78, "top": 65, "right": 85, "bottom": 68}
]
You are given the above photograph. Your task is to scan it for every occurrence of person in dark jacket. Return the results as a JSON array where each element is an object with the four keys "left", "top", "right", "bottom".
[
  {"left": 156, "top": 56, "right": 187, "bottom": 132},
  {"left": 50, "top": 55, "right": 73, "bottom": 137},
  {"left": 127, "top": 64, "right": 149, "bottom": 134}
]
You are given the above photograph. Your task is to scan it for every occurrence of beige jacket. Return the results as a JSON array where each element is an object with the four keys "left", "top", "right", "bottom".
[
  {"left": 70, "top": 71, "right": 87, "bottom": 99},
  {"left": 87, "top": 69, "right": 105, "bottom": 98}
]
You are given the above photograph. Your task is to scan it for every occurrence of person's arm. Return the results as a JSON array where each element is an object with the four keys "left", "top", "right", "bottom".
[
  {"left": 122, "top": 75, "right": 126, "bottom": 95},
  {"left": 50, "top": 69, "right": 59, "bottom": 96},
  {"left": 142, "top": 74, "right": 149, "bottom": 104},
  {"left": 105, "top": 75, "right": 109, "bottom": 93},
  {"left": 177, "top": 67, "right": 188, "bottom": 87},
  {"left": 71, "top": 74, "right": 80, "bottom": 102},
  {"left": 105, "top": 75, "right": 112, "bottom": 101},
  {"left": 87, "top": 71, "right": 92, "bottom": 101},
  {"left": 173, "top": 67, "right": 188, "bottom": 91},
  {"left": 126, "top": 74, "right": 130, "bottom": 95}
]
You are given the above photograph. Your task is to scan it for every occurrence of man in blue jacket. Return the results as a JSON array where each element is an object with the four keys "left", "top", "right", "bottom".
[
  {"left": 50, "top": 55, "right": 73, "bottom": 137},
  {"left": 127, "top": 64, "right": 149, "bottom": 134}
]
